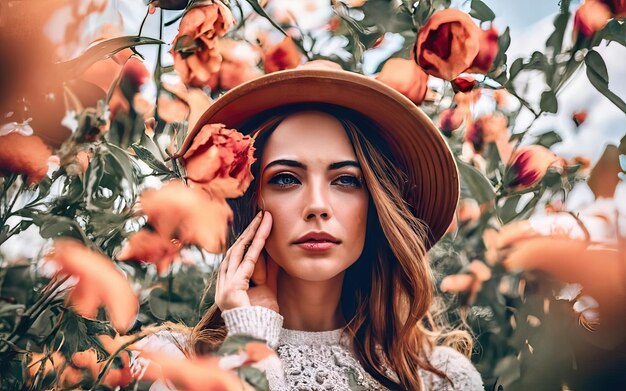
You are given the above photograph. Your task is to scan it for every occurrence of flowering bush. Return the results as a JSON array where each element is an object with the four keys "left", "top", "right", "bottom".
[{"left": 0, "top": 0, "right": 625, "bottom": 390}]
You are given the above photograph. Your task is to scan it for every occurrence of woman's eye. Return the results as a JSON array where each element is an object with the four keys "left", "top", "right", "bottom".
[
  {"left": 269, "top": 173, "right": 300, "bottom": 187},
  {"left": 334, "top": 175, "right": 362, "bottom": 188}
]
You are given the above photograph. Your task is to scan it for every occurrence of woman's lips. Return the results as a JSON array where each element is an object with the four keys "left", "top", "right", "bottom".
[{"left": 295, "top": 240, "right": 337, "bottom": 251}]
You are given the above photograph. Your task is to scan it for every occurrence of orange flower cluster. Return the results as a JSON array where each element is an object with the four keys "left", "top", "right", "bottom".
[
  {"left": 171, "top": 1, "right": 235, "bottom": 87},
  {"left": 413, "top": 9, "right": 500, "bottom": 80},
  {"left": 28, "top": 334, "right": 134, "bottom": 388},
  {"left": 45, "top": 240, "right": 139, "bottom": 333},
  {"left": 0, "top": 133, "right": 52, "bottom": 185}
]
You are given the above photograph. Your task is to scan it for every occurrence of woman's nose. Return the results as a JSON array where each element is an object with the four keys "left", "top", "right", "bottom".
[{"left": 302, "top": 178, "right": 332, "bottom": 221}]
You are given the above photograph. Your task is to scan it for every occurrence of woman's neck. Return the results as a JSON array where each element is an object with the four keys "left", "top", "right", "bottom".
[{"left": 276, "top": 269, "right": 346, "bottom": 331}]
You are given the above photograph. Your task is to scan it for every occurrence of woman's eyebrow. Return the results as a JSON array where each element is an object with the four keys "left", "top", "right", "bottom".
[{"left": 264, "top": 159, "right": 361, "bottom": 171}]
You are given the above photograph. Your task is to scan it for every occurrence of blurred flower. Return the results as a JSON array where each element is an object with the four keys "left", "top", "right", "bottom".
[
  {"left": 414, "top": 9, "right": 481, "bottom": 80},
  {"left": 109, "top": 56, "right": 151, "bottom": 119},
  {"left": 504, "top": 145, "right": 559, "bottom": 192},
  {"left": 376, "top": 58, "right": 429, "bottom": 105},
  {"left": 467, "top": 26, "right": 499, "bottom": 74},
  {"left": 503, "top": 237, "right": 625, "bottom": 311},
  {"left": 451, "top": 75, "right": 477, "bottom": 93},
  {"left": 264, "top": 37, "right": 303, "bottom": 74},
  {"left": 138, "top": 352, "right": 254, "bottom": 391},
  {"left": 117, "top": 230, "right": 182, "bottom": 275},
  {"left": 454, "top": 88, "right": 482, "bottom": 109},
  {"left": 438, "top": 107, "right": 466, "bottom": 133},
  {"left": 458, "top": 198, "right": 481, "bottom": 226},
  {"left": 465, "top": 114, "right": 511, "bottom": 161},
  {"left": 587, "top": 144, "right": 621, "bottom": 199},
  {"left": 159, "top": 82, "right": 212, "bottom": 131},
  {"left": 598, "top": 0, "right": 626, "bottom": 16},
  {"left": 440, "top": 260, "right": 491, "bottom": 304},
  {"left": 572, "top": 111, "right": 588, "bottom": 126},
  {"left": 0, "top": 133, "right": 52, "bottom": 185},
  {"left": 210, "top": 39, "right": 263, "bottom": 90},
  {"left": 494, "top": 89, "right": 509, "bottom": 107},
  {"left": 45, "top": 240, "right": 138, "bottom": 333},
  {"left": 573, "top": 0, "right": 611, "bottom": 38},
  {"left": 139, "top": 181, "right": 233, "bottom": 253},
  {"left": 172, "top": 1, "right": 235, "bottom": 87},
  {"left": 62, "top": 149, "right": 92, "bottom": 176},
  {"left": 182, "top": 123, "right": 256, "bottom": 198}
]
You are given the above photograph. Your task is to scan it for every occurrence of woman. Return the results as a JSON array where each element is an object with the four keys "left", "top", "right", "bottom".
[{"left": 148, "top": 65, "right": 483, "bottom": 390}]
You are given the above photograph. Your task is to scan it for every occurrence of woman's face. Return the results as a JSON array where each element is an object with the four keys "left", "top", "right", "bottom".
[{"left": 259, "top": 111, "right": 369, "bottom": 281}]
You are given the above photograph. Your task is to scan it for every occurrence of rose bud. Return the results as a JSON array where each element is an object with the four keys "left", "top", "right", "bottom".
[
  {"left": 264, "top": 36, "right": 303, "bottom": 74},
  {"left": 572, "top": 111, "right": 587, "bottom": 126},
  {"left": 573, "top": 1, "right": 611, "bottom": 38},
  {"left": 438, "top": 107, "right": 466, "bottom": 133},
  {"left": 451, "top": 75, "right": 477, "bottom": 93},
  {"left": 504, "top": 145, "right": 559, "bottom": 192}
]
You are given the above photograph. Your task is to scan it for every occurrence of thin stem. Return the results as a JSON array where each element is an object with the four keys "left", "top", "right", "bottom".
[
  {"left": 89, "top": 334, "right": 146, "bottom": 390},
  {"left": 154, "top": 9, "right": 165, "bottom": 134}
]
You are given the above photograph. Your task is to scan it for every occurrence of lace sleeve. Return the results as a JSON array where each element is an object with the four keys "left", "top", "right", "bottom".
[
  {"left": 221, "top": 306, "right": 289, "bottom": 390},
  {"left": 421, "top": 346, "right": 484, "bottom": 391}
]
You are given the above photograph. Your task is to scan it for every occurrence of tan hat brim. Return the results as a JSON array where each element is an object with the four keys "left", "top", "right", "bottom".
[{"left": 180, "top": 68, "right": 459, "bottom": 248}]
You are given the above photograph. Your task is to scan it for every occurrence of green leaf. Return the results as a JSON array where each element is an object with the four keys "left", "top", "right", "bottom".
[
  {"left": 509, "top": 58, "right": 524, "bottom": 81},
  {"left": 456, "top": 158, "right": 496, "bottom": 205},
  {"left": 585, "top": 50, "right": 626, "bottom": 114},
  {"left": 217, "top": 334, "right": 266, "bottom": 355},
  {"left": 237, "top": 367, "right": 270, "bottom": 391},
  {"left": 38, "top": 215, "right": 88, "bottom": 242},
  {"left": 491, "top": 27, "right": 511, "bottom": 72},
  {"left": 535, "top": 130, "right": 563, "bottom": 148},
  {"left": 470, "top": 0, "right": 495, "bottom": 22},
  {"left": 545, "top": 11, "right": 569, "bottom": 57},
  {"left": 597, "top": 19, "right": 626, "bottom": 47},
  {"left": 131, "top": 144, "right": 170, "bottom": 174},
  {"left": 56, "top": 36, "right": 163, "bottom": 80},
  {"left": 540, "top": 90, "right": 558, "bottom": 113}
]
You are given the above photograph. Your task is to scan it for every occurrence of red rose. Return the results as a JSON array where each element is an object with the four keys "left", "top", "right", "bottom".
[
  {"left": 467, "top": 26, "right": 499, "bottom": 74},
  {"left": 573, "top": 0, "right": 611, "bottom": 38},
  {"left": 182, "top": 123, "right": 256, "bottom": 198},
  {"left": 264, "top": 36, "right": 303, "bottom": 74}
]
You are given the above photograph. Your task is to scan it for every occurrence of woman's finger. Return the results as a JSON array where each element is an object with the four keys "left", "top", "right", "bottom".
[
  {"left": 250, "top": 249, "right": 267, "bottom": 285},
  {"left": 235, "top": 212, "right": 273, "bottom": 281},
  {"left": 226, "top": 211, "right": 263, "bottom": 279}
]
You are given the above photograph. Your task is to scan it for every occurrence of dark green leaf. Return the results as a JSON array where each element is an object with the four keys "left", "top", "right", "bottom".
[
  {"left": 469, "top": 0, "right": 495, "bottom": 22},
  {"left": 540, "top": 90, "right": 558, "bottom": 113},
  {"left": 535, "top": 131, "right": 563, "bottom": 148},
  {"left": 509, "top": 58, "right": 524, "bottom": 81},
  {"left": 585, "top": 50, "right": 626, "bottom": 114},
  {"left": 131, "top": 144, "right": 170, "bottom": 174},
  {"left": 56, "top": 36, "right": 163, "bottom": 80},
  {"left": 546, "top": 11, "right": 569, "bottom": 57},
  {"left": 498, "top": 194, "right": 522, "bottom": 224},
  {"left": 597, "top": 19, "right": 626, "bottom": 47},
  {"left": 38, "top": 215, "right": 87, "bottom": 242},
  {"left": 456, "top": 158, "right": 496, "bottom": 204}
]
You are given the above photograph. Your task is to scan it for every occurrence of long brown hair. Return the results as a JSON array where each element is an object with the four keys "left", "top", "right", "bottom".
[{"left": 188, "top": 104, "right": 468, "bottom": 390}]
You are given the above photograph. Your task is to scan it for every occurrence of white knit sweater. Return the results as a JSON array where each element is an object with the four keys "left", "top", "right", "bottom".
[{"left": 134, "top": 306, "right": 484, "bottom": 391}]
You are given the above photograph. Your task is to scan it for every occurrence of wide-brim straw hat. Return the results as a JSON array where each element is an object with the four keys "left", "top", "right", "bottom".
[{"left": 179, "top": 67, "right": 459, "bottom": 248}]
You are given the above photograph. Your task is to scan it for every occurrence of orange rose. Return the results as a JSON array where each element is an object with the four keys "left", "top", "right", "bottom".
[
  {"left": 172, "top": 2, "right": 234, "bottom": 87},
  {"left": 0, "top": 133, "right": 51, "bottom": 185},
  {"left": 414, "top": 9, "right": 481, "bottom": 80},
  {"left": 264, "top": 37, "right": 303, "bottom": 74},
  {"left": 376, "top": 58, "right": 429, "bottom": 105},
  {"left": 45, "top": 240, "right": 139, "bottom": 333},
  {"left": 117, "top": 230, "right": 182, "bottom": 275},
  {"left": 139, "top": 180, "right": 233, "bottom": 253},
  {"left": 467, "top": 26, "right": 499, "bottom": 74},
  {"left": 504, "top": 145, "right": 559, "bottom": 192},
  {"left": 574, "top": 0, "right": 612, "bottom": 38},
  {"left": 182, "top": 123, "right": 256, "bottom": 199}
]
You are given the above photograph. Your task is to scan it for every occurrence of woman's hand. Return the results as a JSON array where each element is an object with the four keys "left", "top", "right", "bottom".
[{"left": 215, "top": 211, "right": 279, "bottom": 312}]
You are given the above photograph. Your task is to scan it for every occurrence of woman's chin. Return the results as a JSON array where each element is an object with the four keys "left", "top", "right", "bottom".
[{"left": 280, "top": 258, "right": 347, "bottom": 282}]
